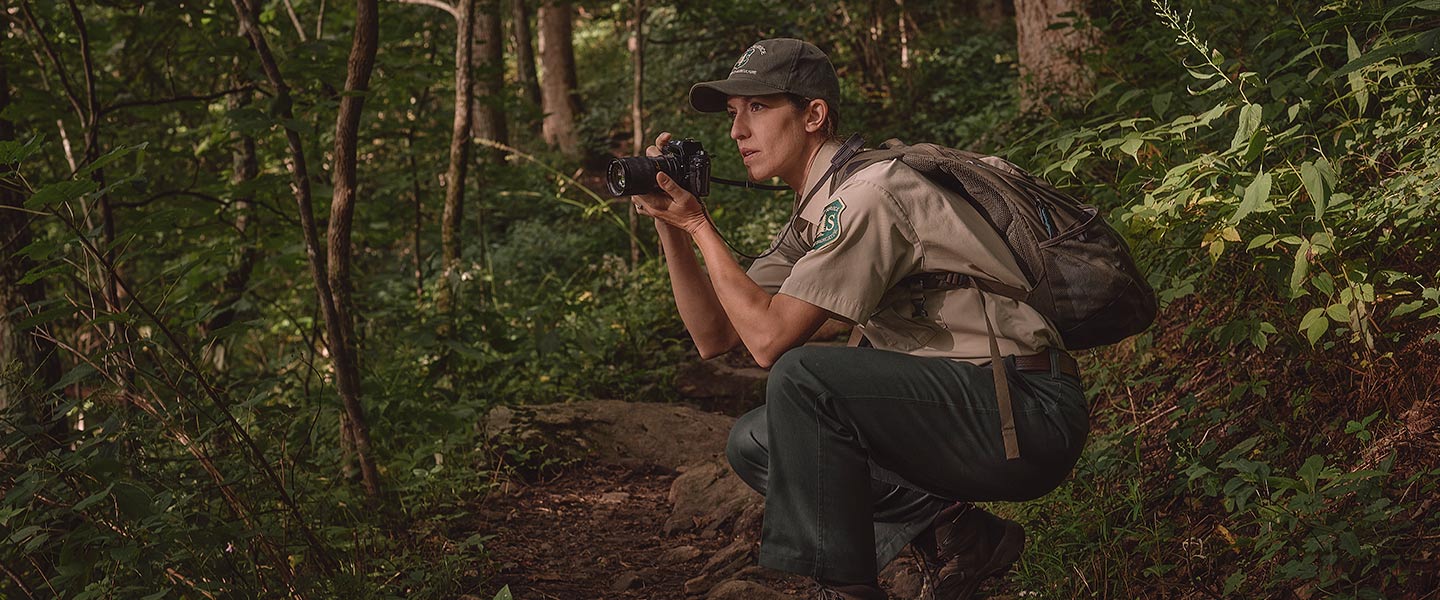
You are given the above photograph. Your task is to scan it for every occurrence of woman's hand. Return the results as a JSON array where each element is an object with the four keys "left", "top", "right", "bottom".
[{"left": 631, "top": 132, "right": 711, "bottom": 235}]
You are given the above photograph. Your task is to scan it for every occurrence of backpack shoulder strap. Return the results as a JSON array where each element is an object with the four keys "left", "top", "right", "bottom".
[{"left": 827, "top": 138, "right": 918, "bottom": 195}]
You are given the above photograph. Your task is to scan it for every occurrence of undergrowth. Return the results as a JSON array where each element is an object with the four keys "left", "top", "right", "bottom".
[{"left": 999, "top": 1, "right": 1440, "bottom": 597}]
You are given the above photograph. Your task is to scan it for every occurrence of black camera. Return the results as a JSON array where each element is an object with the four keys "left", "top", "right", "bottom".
[{"left": 606, "top": 139, "right": 711, "bottom": 197}]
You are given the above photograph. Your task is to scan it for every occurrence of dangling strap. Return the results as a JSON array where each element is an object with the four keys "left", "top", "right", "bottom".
[
  {"left": 798, "top": 133, "right": 867, "bottom": 212},
  {"left": 980, "top": 293, "right": 1021, "bottom": 460},
  {"left": 896, "top": 270, "right": 1022, "bottom": 458}
]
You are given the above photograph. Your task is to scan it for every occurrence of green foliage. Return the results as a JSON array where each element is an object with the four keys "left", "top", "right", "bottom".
[
  {"left": 991, "top": 0, "right": 1438, "bottom": 596},
  {"left": 3, "top": 0, "right": 1436, "bottom": 598},
  {"left": 1008, "top": 0, "right": 1440, "bottom": 356}
]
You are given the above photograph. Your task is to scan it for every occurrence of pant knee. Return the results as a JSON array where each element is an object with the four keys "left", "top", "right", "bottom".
[
  {"left": 765, "top": 346, "right": 830, "bottom": 405},
  {"left": 726, "top": 407, "right": 769, "bottom": 494}
]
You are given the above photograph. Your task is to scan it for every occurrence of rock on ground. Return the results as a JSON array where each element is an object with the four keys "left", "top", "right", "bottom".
[{"left": 483, "top": 399, "right": 735, "bottom": 470}]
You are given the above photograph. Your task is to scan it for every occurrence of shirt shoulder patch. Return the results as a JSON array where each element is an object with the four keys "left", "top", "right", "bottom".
[{"left": 812, "top": 198, "right": 846, "bottom": 250}]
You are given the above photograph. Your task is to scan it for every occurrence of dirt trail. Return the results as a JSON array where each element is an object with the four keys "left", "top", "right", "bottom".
[
  {"left": 474, "top": 462, "right": 810, "bottom": 599},
  {"left": 469, "top": 350, "right": 966, "bottom": 600}
]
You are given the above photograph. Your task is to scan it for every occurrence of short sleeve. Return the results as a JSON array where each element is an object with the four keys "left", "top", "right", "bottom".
[
  {"left": 745, "top": 225, "right": 809, "bottom": 294},
  {"left": 778, "top": 180, "right": 918, "bottom": 323}
]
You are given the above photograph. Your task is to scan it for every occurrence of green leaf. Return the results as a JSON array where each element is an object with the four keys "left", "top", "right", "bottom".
[
  {"left": 0, "top": 136, "right": 44, "bottom": 164},
  {"left": 1230, "top": 103, "right": 1262, "bottom": 151},
  {"left": 1298, "top": 455, "right": 1325, "bottom": 493},
  {"left": 112, "top": 483, "right": 153, "bottom": 519},
  {"left": 1390, "top": 300, "right": 1424, "bottom": 319},
  {"left": 1233, "top": 172, "right": 1273, "bottom": 223},
  {"left": 16, "top": 263, "right": 68, "bottom": 286},
  {"left": 493, "top": 586, "right": 514, "bottom": 600},
  {"left": 78, "top": 143, "right": 148, "bottom": 178},
  {"left": 16, "top": 303, "right": 77, "bottom": 330},
  {"left": 1346, "top": 31, "right": 1370, "bottom": 114},
  {"left": 1301, "top": 161, "right": 1330, "bottom": 218},
  {"left": 1196, "top": 103, "right": 1229, "bottom": 128},
  {"left": 1301, "top": 307, "right": 1329, "bottom": 344},
  {"left": 1331, "top": 27, "right": 1440, "bottom": 80},
  {"left": 1152, "top": 92, "right": 1173, "bottom": 117},
  {"left": 72, "top": 484, "right": 115, "bottom": 512},
  {"left": 49, "top": 363, "right": 97, "bottom": 393},
  {"left": 110, "top": 545, "right": 141, "bottom": 563},
  {"left": 1120, "top": 136, "right": 1144, "bottom": 160},
  {"left": 1326, "top": 303, "right": 1350, "bottom": 322},
  {"left": 1242, "top": 129, "right": 1267, "bottom": 163},
  {"left": 25, "top": 180, "right": 98, "bottom": 210},
  {"left": 1224, "top": 572, "right": 1247, "bottom": 595}
]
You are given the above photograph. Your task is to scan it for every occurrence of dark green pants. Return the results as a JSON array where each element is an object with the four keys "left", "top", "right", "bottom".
[{"left": 725, "top": 346, "right": 1088, "bottom": 583}]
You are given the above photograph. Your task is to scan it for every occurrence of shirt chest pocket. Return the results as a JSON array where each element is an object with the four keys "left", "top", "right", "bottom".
[{"left": 862, "top": 288, "right": 950, "bottom": 351}]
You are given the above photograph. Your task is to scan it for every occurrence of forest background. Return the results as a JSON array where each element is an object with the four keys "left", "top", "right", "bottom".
[{"left": 1, "top": 0, "right": 1437, "bottom": 598}]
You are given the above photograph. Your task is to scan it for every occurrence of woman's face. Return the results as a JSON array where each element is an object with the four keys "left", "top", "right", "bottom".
[{"left": 725, "top": 94, "right": 815, "bottom": 189}]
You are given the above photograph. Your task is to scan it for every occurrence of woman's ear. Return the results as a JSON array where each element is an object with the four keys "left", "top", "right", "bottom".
[{"left": 804, "top": 99, "right": 828, "bottom": 134}]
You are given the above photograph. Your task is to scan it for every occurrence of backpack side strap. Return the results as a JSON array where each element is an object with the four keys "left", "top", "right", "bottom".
[
  {"left": 898, "top": 270, "right": 1032, "bottom": 460},
  {"left": 899, "top": 271, "right": 1029, "bottom": 305}
]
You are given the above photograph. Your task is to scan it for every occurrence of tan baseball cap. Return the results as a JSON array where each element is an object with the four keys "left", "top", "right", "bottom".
[{"left": 689, "top": 38, "right": 841, "bottom": 113}]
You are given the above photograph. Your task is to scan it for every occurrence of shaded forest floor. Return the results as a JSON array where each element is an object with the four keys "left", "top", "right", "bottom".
[
  {"left": 464, "top": 349, "right": 815, "bottom": 600},
  {"left": 471, "top": 462, "right": 809, "bottom": 600}
]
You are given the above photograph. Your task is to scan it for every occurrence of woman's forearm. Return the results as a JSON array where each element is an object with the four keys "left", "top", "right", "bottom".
[
  {"left": 657, "top": 222, "right": 741, "bottom": 358},
  {"left": 689, "top": 223, "right": 827, "bottom": 367}
]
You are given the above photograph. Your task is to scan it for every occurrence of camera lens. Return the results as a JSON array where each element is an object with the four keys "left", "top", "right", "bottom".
[{"left": 606, "top": 156, "right": 659, "bottom": 197}]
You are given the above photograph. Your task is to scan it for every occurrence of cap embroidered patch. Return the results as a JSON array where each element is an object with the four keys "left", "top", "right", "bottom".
[
  {"left": 812, "top": 198, "right": 846, "bottom": 250},
  {"left": 732, "top": 44, "right": 765, "bottom": 71}
]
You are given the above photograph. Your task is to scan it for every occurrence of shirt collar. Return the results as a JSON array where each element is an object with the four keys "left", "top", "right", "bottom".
[{"left": 795, "top": 139, "right": 842, "bottom": 226}]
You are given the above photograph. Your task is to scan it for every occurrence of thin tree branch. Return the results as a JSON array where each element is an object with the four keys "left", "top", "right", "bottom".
[
  {"left": 281, "top": 0, "right": 309, "bottom": 41},
  {"left": 48, "top": 206, "right": 338, "bottom": 582},
  {"left": 17, "top": 0, "right": 85, "bottom": 122},
  {"left": 315, "top": 0, "right": 327, "bottom": 38},
  {"left": 392, "top": 0, "right": 458, "bottom": 19},
  {"left": 99, "top": 84, "right": 262, "bottom": 117}
]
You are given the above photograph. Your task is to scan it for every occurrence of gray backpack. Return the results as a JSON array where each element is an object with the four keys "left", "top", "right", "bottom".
[{"left": 833, "top": 139, "right": 1157, "bottom": 351}]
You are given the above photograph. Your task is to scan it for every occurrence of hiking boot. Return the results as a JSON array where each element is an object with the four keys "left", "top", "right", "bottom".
[
  {"left": 816, "top": 581, "right": 889, "bottom": 600},
  {"left": 911, "top": 503, "right": 1025, "bottom": 600}
]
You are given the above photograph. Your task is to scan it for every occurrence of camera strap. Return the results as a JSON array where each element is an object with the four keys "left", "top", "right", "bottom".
[
  {"left": 796, "top": 133, "right": 867, "bottom": 214},
  {"left": 710, "top": 176, "right": 789, "bottom": 191},
  {"left": 773, "top": 133, "right": 867, "bottom": 254},
  {"left": 722, "top": 133, "right": 868, "bottom": 261}
]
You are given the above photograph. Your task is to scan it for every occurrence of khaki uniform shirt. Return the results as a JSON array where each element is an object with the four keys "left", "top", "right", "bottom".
[{"left": 747, "top": 140, "right": 1062, "bottom": 362}]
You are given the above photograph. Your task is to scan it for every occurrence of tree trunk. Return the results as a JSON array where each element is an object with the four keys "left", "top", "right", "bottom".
[
  {"left": 201, "top": 76, "right": 260, "bottom": 369},
  {"left": 629, "top": 0, "right": 644, "bottom": 266},
  {"left": 327, "top": 0, "right": 383, "bottom": 500},
  {"left": 471, "top": 0, "right": 508, "bottom": 152},
  {"left": 538, "top": 0, "right": 580, "bottom": 158},
  {"left": 229, "top": 0, "right": 381, "bottom": 499},
  {"left": 511, "top": 0, "right": 542, "bottom": 119},
  {"left": 1014, "top": 0, "right": 1097, "bottom": 113},
  {"left": 438, "top": 0, "right": 476, "bottom": 322},
  {"left": 0, "top": 26, "right": 63, "bottom": 439},
  {"left": 972, "top": 0, "right": 1010, "bottom": 31}
]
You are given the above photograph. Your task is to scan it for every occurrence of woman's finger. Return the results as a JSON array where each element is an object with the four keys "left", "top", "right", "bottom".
[{"left": 656, "top": 172, "right": 689, "bottom": 200}]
